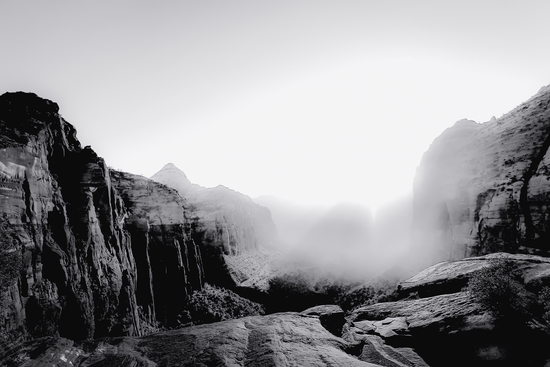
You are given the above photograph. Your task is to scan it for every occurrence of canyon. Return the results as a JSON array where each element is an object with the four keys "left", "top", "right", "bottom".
[{"left": 1, "top": 84, "right": 550, "bottom": 366}]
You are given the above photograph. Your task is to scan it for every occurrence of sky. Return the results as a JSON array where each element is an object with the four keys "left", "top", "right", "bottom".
[{"left": 2, "top": 1, "right": 550, "bottom": 211}]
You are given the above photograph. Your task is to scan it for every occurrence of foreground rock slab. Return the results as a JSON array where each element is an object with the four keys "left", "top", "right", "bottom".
[{"left": 1, "top": 313, "right": 389, "bottom": 367}]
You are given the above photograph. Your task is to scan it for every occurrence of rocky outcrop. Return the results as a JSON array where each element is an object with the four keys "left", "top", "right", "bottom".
[
  {"left": 349, "top": 253, "right": 550, "bottom": 366},
  {"left": 412, "top": 85, "right": 550, "bottom": 265},
  {"left": 0, "top": 92, "right": 141, "bottom": 342},
  {"left": 1, "top": 312, "right": 420, "bottom": 367}
]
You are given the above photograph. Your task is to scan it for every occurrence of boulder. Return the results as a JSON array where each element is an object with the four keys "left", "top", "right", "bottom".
[{"left": 301, "top": 304, "right": 346, "bottom": 336}]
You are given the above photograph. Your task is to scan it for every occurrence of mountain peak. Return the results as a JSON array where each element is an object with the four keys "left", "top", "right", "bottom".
[
  {"left": 160, "top": 162, "right": 186, "bottom": 175},
  {"left": 151, "top": 163, "right": 192, "bottom": 194}
]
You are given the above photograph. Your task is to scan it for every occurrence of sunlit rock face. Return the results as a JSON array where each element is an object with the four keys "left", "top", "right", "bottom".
[
  {"left": 109, "top": 170, "right": 204, "bottom": 327},
  {"left": 151, "top": 163, "right": 279, "bottom": 285},
  {"left": 0, "top": 92, "right": 140, "bottom": 341},
  {"left": 413, "top": 85, "right": 550, "bottom": 265}
]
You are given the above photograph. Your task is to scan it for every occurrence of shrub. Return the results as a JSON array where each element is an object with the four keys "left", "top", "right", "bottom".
[
  {"left": 467, "top": 258, "right": 531, "bottom": 319},
  {"left": 184, "top": 284, "right": 265, "bottom": 325}
]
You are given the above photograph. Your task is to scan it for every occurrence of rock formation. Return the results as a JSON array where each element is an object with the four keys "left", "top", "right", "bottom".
[
  {"left": 413, "top": 84, "right": 550, "bottom": 265},
  {"left": 0, "top": 92, "right": 205, "bottom": 344},
  {"left": 349, "top": 253, "right": 550, "bottom": 366},
  {"left": 151, "top": 163, "right": 279, "bottom": 285},
  {"left": 8, "top": 252, "right": 550, "bottom": 366},
  {"left": 0, "top": 92, "right": 141, "bottom": 342},
  {"left": 110, "top": 170, "right": 204, "bottom": 327}
]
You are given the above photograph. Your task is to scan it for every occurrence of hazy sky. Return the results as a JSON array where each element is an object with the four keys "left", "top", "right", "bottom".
[{"left": 2, "top": 1, "right": 549, "bottom": 210}]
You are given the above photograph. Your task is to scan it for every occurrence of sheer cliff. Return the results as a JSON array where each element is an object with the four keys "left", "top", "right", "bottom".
[
  {"left": 413, "top": 85, "right": 550, "bottom": 265},
  {"left": 0, "top": 92, "right": 204, "bottom": 344},
  {"left": 151, "top": 163, "right": 280, "bottom": 285}
]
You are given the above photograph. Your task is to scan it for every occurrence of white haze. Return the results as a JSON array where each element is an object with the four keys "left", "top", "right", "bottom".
[{"left": 2, "top": 1, "right": 550, "bottom": 279}]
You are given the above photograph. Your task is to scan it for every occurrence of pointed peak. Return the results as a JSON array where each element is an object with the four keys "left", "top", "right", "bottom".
[
  {"left": 152, "top": 162, "right": 190, "bottom": 181},
  {"left": 161, "top": 162, "right": 178, "bottom": 170},
  {"left": 158, "top": 162, "right": 187, "bottom": 176}
]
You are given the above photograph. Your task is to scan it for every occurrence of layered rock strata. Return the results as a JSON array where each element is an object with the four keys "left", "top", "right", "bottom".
[
  {"left": 0, "top": 92, "right": 140, "bottom": 341},
  {"left": 110, "top": 170, "right": 204, "bottom": 326},
  {"left": 0, "top": 92, "right": 205, "bottom": 344},
  {"left": 413, "top": 85, "right": 550, "bottom": 265},
  {"left": 151, "top": 163, "right": 280, "bottom": 286}
]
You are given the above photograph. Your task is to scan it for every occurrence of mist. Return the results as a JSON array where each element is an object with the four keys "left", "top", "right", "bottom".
[{"left": 256, "top": 194, "right": 413, "bottom": 282}]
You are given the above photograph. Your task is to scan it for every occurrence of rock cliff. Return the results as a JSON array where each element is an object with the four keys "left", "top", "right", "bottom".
[
  {"left": 0, "top": 92, "right": 205, "bottom": 345},
  {"left": 0, "top": 92, "right": 141, "bottom": 342},
  {"left": 110, "top": 170, "right": 204, "bottom": 327},
  {"left": 151, "top": 163, "right": 278, "bottom": 254},
  {"left": 413, "top": 84, "right": 550, "bottom": 265},
  {"left": 151, "top": 163, "right": 279, "bottom": 285}
]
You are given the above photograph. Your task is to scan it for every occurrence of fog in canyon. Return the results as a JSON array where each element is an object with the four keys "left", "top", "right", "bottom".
[{"left": 3, "top": 1, "right": 550, "bottom": 281}]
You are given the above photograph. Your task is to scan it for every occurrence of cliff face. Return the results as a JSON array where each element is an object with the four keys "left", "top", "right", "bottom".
[
  {"left": 151, "top": 163, "right": 279, "bottom": 255},
  {"left": 110, "top": 170, "right": 204, "bottom": 326},
  {"left": 0, "top": 92, "right": 140, "bottom": 341},
  {"left": 0, "top": 92, "right": 205, "bottom": 343},
  {"left": 151, "top": 163, "right": 279, "bottom": 286},
  {"left": 413, "top": 85, "right": 550, "bottom": 265}
]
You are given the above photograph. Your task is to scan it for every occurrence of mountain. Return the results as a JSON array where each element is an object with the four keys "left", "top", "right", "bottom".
[
  {"left": 413, "top": 84, "right": 550, "bottom": 266},
  {"left": 0, "top": 92, "right": 208, "bottom": 342},
  {"left": 152, "top": 163, "right": 279, "bottom": 254},
  {"left": 4, "top": 87, "right": 550, "bottom": 366},
  {"left": 151, "top": 163, "right": 280, "bottom": 285}
]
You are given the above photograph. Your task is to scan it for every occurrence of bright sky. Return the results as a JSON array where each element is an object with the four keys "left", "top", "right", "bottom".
[{"left": 2, "top": 1, "right": 550, "bottom": 210}]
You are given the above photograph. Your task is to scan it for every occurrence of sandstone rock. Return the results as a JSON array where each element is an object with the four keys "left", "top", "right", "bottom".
[
  {"left": 151, "top": 163, "right": 280, "bottom": 287},
  {"left": 349, "top": 253, "right": 550, "bottom": 366},
  {"left": 151, "top": 163, "right": 279, "bottom": 256},
  {"left": 301, "top": 304, "right": 346, "bottom": 336},
  {"left": 0, "top": 92, "right": 140, "bottom": 341},
  {"left": 110, "top": 170, "right": 205, "bottom": 327},
  {"left": 1, "top": 313, "right": 386, "bottom": 367},
  {"left": 398, "top": 252, "right": 550, "bottom": 297},
  {"left": 412, "top": 85, "right": 550, "bottom": 265}
]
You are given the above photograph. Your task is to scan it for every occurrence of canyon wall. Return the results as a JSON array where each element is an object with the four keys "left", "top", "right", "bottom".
[
  {"left": 413, "top": 85, "right": 550, "bottom": 265},
  {"left": 0, "top": 92, "right": 204, "bottom": 343}
]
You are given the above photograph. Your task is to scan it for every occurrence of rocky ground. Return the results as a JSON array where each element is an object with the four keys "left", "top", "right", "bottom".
[{"left": 3, "top": 252, "right": 550, "bottom": 367}]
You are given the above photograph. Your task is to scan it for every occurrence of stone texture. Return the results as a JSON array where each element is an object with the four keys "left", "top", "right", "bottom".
[
  {"left": 301, "top": 304, "right": 346, "bottom": 336},
  {"left": 151, "top": 163, "right": 279, "bottom": 255},
  {"left": 0, "top": 92, "right": 141, "bottom": 341},
  {"left": 1, "top": 313, "right": 386, "bottom": 367},
  {"left": 110, "top": 170, "right": 205, "bottom": 327},
  {"left": 398, "top": 252, "right": 550, "bottom": 297},
  {"left": 348, "top": 253, "right": 550, "bottom": 366},
  {"left": 412, "top": 85, "right": 550, "bottom": 266},
  {"left": 0, "top": 93, "right": 206, "bottom": 344},
  {"left": 151, "top": 163, "right": 280, "bottom": 287}
]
